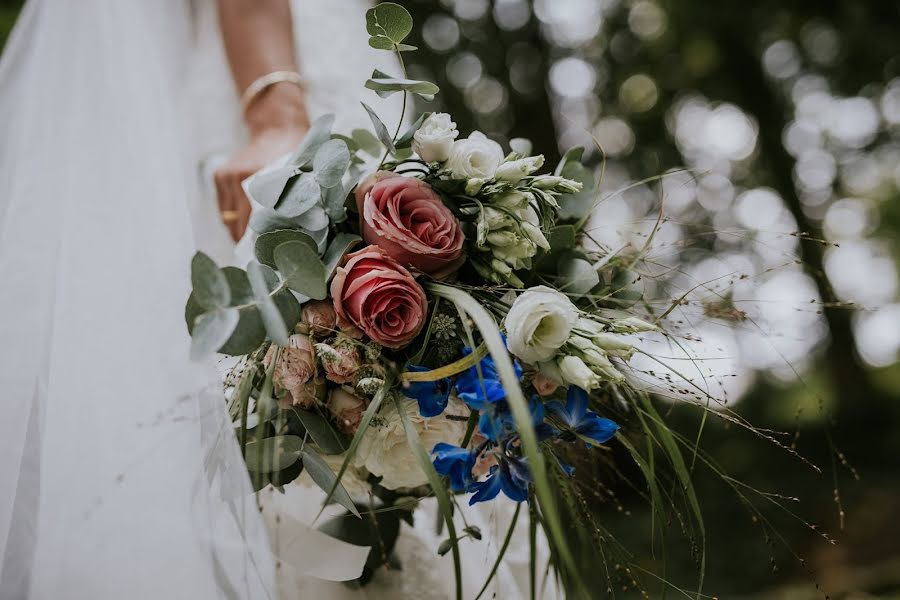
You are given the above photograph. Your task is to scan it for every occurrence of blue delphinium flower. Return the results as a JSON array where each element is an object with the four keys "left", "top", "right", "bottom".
[
  {"left": 431, "top": 442, "right": 476, "bottom": 491},
  {"left": 546, "top": 386, "right": 619, "bottom": 445},
  {"left": 454, "top": 346, "right": 523, "bottom": 410},
  {"left": 478, "top": 396, "right": 555, "bottom": 442},
  {"left": 404, "top": 364, "right": 451, "bottom": 417},
  {"left": 469, "top": 450, "right": 531, "bottom": 504}
]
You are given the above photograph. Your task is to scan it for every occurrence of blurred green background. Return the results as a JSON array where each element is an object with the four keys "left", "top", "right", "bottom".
[{"left": 3, "top": 0, "right": 899, "bottom": 597}]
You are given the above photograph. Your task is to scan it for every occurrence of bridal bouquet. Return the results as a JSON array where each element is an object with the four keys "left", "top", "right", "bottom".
[{"left": 186, "top": 3, "right": 709, "bottom": 595}]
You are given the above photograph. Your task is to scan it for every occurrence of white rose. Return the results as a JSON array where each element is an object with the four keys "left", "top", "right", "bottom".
[
  {"left": 495, "top": 155, "right": 545, "bottom": 183},
  {"left": 412, "top": 112, "right": 459, "bottom": 163},
  {"left": 446, "top": 131, "right": 504, "bottom": 180},
  {"left": 354, "top": 395, "right": 468, "bottom": 490},
  {"left": 558, "top": 355, "right": 602, "bottom": 390},
  {"left": 505, "top": 286, "right": 578, "bottom": 364}
]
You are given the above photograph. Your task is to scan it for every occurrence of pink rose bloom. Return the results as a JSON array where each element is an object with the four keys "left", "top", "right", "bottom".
[
  {"left": 327, "top": 388, "right": 370, "bottom": 434},
  {"left": 318, "top": 338, "right": 361, "bottom": 384},
  {"left": 356, "top": 171, "right": 465, "bottom": 277},
  {"left": 302, "top": 300, "right": 337, "bottom": 336},
  {"left": 532, "top": 372, "right": 560, "bottom": 397},
  {"left": 330, "top": 246, "right": 428, "bottom": 349},
  {"left": 271, "top": 334, "right": 317, "bottom": 407}
]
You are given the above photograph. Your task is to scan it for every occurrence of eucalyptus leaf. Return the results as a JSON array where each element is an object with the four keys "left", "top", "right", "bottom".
[
  {"left": 186, "top": 267, "right": 268, "bottom": 356},
  {"left": 273, "top": 241, "right": 327, "bottom": 300},
  {"left": 321, "top": 183, "right": 349, "bottom": 223},
  {"left": 558, "top": 255, "right": 599, "bottom": 296},
  {"left": 275, "top": 173, "right": 321, "bottom": 218},
  {"left": 313, "top": 139, "right": 351, "bottom": 189},
  {"left": 291, "top": 408, "right": 349, "bottom": 454},
  {"left": 191, "top": 252, "right": 230, "bottom": 310},
  {"left": 247, "top": 262, "right": 290, "bottom": 346},
  {"left": 301, "top": 450, "right": 360, "bottom": 517},
  {"left": 295, "top": 205, "right": 329, "bottom": 232},
  {"left": 323, "top": 233, "right": 362, "bottom": 281},
  {"left": 351, "top": 128, "right": 382, "bottom": 157},
  {"left": 361, "top": 102, "right": 396, "bottom": 154},
  {"left": 291, "top": 114, "right": 335, "bottom": 166},
  {"left": 365, "top": 2, "right": 413, "bottom": 45},
  {"left": 554, "top": 146, "right": 585, "bottom": 176},
  {"left": 249, "top": 206, "right": 302, "bottom": 235},
  {"left": 244, "top": 435, "right": 304, "bottom": 473},
  {"left": 255, "top": 229, "right": 318, "bottom": 268},
  {"left": 365, "top": 74, "right": 439, "bottom": 101},
  {"left": 367, "top": 35, "right": 394, "bottom": 51},
  {"left": 246, "top": 165, "right": 297, "bottom": 209},
  {"left": 395, "top": 112, "right": 430, "bottom": 149},
  {"left": 190, "top": 308, "right": 239, "bottom": 360}
]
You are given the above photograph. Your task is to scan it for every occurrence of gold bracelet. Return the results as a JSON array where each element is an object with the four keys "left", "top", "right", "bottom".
[{"left": 240, "top": 70, "right": 305, "bottom": 115}]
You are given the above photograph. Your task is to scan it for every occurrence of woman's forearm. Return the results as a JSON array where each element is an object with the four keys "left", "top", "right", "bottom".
[{"left": 217, "top": 0, "right": 308, "bottom": 134}]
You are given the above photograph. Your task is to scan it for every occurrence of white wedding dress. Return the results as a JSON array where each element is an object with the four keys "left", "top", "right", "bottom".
[{"left": 0, "top": 1, "right": 551, "bottom": 598}]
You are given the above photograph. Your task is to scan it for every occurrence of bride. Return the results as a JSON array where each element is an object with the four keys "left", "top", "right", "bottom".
[{"left": 0, "top": 1, "right": 544, "bottom": 598}]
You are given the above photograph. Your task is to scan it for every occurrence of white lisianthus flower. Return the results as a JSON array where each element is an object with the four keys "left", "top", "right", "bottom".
[
  {"left": 495, "top": 155, "right": 545, "bottom": 183},
  {"left": 412, "top": 112, "right": 459, "bottom": 163},
  {"left": 558, "top": 355, "right": 602, "bottom": 390},
  {"left": 506, "top": 286, "right": 578, "bottom": 364},
  {"left": 446, "top": 131, "right": 504, "bottom": 180},
  {"left": 355, "top": 395, "right": 468, "bottom": 490}
]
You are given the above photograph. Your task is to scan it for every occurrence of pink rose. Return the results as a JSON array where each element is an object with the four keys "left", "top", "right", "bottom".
[
  {"left": 327, "top": 387, "right": 369, "bottom": 434},
  {"left": 356, "top": 171, "right": 465, "bottom": 277},
  {"left": 271, "top": 334, "right": 317, "bottom": 407},
  {"left": 301, "top": 300, "right": 337, "bottom": 336},
  {"left": 317, "top": 338, "right": 361, "bottom": 384},
  {"left": 330, "top": 246, "right": 428, "bottom": 349},
  {"left": 532, "top": 372, "right": 560, "bottom": 397}
]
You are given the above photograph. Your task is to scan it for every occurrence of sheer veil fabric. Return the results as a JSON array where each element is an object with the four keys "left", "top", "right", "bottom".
[
  {"left": 0, "top": 1, "right": 551, "bottom": 598},
  {"left": 0, "top": 1, "right": 275, "bottom": 597}
]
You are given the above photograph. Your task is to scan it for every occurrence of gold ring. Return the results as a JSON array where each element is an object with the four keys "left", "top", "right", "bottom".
[{"left": 221, "top": 210, "right": 239, "bottom": 224}]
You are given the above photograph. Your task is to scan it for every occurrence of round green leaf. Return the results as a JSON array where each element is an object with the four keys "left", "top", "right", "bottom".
[
  {"left": 191, "top": 252, "right": 230, "bottom": 310},
  {"left": 314, "top": 139, "right": 351, "bottom": 189},
  {"left": 274, "top": 240, "right": 327, "bottom": 300},
  {"left": 365, "top": 2, "right": 413, "bottom": 44},
  {"left": 275, "top": 172, "right": 321, "bottom": 218},
  {"left": 190, "top": 308, "right": 239, "bottom": 360},
  {"left": 255, "top": 229, "right": 318, "bottom": 268},
  {"left": 247, "top": 261, "right": 290, "bottom": 347},
  {"left": 291, "top": 114, "right": 335, "bottom": 166}
]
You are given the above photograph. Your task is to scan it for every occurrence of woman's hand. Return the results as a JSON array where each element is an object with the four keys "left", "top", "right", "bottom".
[{"left": 214, "top": 83, "right": 309, "bottom": 241}]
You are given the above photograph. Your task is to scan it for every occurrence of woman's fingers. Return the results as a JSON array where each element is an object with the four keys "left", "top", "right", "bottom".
[{"left": 214, "top": 166, "right": 253, "bottom": 242}]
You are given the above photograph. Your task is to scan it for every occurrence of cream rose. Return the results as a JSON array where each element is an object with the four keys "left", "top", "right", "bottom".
[
  {"left": 445, "top": 131, "right": 504, "bottom": 180},
  {"left": 354, "top": 395, "right": 468, "bottom": 490},
  {"left": 505, "top": 286, "right": 578, "bottom": 364},
  {"left": 412, "top": 112, "right": 459, "bottom": 163}
]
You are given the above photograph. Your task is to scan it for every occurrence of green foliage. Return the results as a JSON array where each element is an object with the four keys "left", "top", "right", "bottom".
[
  {"left": 361, "top": 102, "right": 396, "bottom": 154},
  {"left": 365, "top": 69, "right": 440, "bottom": 101},
  {"left": 255, "top": 229, "right": 318, "bottom": 268},
  {"left": 291, "top": 407, "right": 349, "bottom": 455},
  {"left": 273, "top": 240, "right": 327, "bottom": 300},
  {"left": 365, "top": 2, "right": 413, "bottom": 50},
  {"left": 247, "top": 261, "right": 290, "bottom": 347},
  {"left": 244, "top": 435, "right": 304, "bottom": 472},
  {"left": 301, "top": 449, "right": 360, "bottom": 517}
]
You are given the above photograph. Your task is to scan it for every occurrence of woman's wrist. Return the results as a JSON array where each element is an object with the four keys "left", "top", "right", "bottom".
[{"left": 245, "top": 81, "right": 310, "bottom": 137}]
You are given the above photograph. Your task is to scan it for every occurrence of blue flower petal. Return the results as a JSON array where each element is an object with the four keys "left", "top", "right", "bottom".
[
  {"left": 576, "top": 415, "right": 619, "bottom": 445},
  {"left": 566, "top": 386, "right": 590, "bottom": 421},
  {"left": 431, "top": 442, "right": 475, "bottom": 491},
  {"left": 499, "top": 461, "right": 529, "bottom": 502},
  {"left": 404, "top": 365, "right": 451, "bottom": 417},
  {"left": 468, "top": 468, "right": 503, "bottom": 505}
]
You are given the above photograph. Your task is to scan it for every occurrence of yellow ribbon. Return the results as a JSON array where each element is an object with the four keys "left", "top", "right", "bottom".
[{"left": 399, "top": 344, "right": 488, "bottom": 383}]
